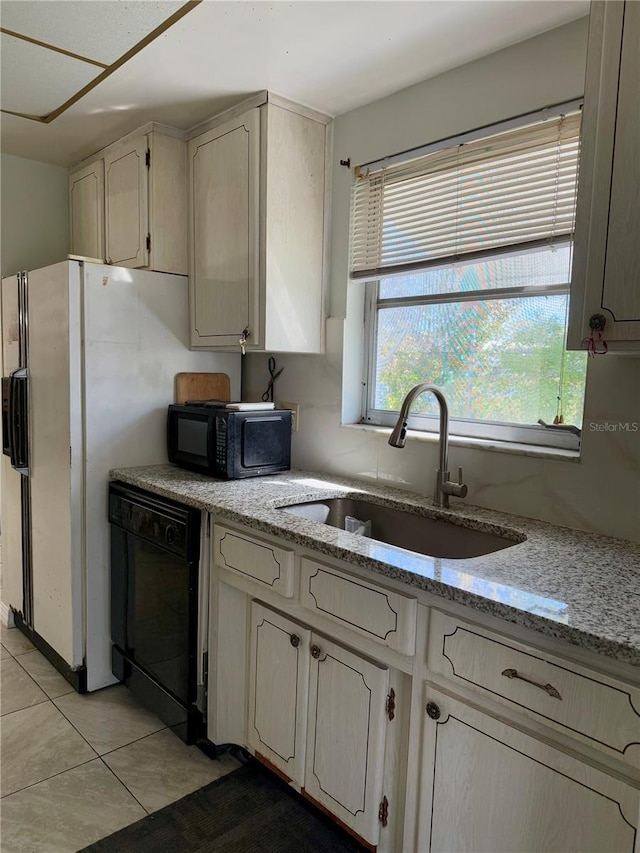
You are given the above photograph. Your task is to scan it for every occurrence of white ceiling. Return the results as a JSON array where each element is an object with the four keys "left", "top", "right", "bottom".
[
  {"left": 1, "top": 31, "right": 100, "bottom": 115},
  {"left": 1, "top": 1, "right": 185, "bottom": 65},
  {"left": 0, "top": 0, "right": 589, "bottom": 168}
]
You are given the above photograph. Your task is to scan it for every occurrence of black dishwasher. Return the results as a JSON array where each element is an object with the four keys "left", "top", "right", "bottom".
[{"left": 109, "top": 481, "right": 203, "bottom": 743}]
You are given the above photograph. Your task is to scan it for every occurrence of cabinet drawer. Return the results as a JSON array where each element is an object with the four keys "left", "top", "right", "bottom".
[
  {"left": 428, "top": 610, "right": 640, "bottom": 767},
  {"left": 214, "top": 526, "right": 294, "bottom": 597},
  {"left": 300, "top": 558, "right": 417, "bottom": 655}
]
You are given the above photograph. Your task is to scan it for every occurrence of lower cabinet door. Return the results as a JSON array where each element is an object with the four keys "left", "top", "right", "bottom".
[
  {"left": 304, "top": 633, "right": 390, "bottom": 846},
  {"left": 418, "top": 687, "right": 639, "bottom": 853},
  {"left": 247, "top": 602, "right": 309, "bottom": 784}
]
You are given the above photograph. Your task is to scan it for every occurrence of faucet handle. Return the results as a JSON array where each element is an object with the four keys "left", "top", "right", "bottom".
[
  {"left": 442, "top": 467, "right": 468, "bottom": 499},
  {"left": 454, "top": 467, "right": 468, "bottom": 498}
]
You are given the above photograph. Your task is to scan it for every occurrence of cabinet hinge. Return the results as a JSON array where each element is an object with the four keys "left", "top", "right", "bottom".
[
  {"left": 206, "top": 515, "right": 211, "bottom": 539},
  {"left": 378, "top": 795, "right": 389, "bottom": 827},
  {"left": 146, "top": 233, "right": 151, "bottom": 253},
  {"left": 69, "top": 446, "right": 72, "bottom": 467},
  {"left": 386, "top": 687, "right": 396, "bottom": 721},
  {"left": 145, "top": 149, "right": 151, "bottom": 169}
]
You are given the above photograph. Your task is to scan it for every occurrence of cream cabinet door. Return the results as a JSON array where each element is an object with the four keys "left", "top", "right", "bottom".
[
  {"left": 418, "top": 687, "right": 639, "bottom": 853},
  {"left": 68, "top": 160, "right": 104, "bottom": 260},
  {"left": 569, "top": 1, "right": 640, "bottom": 349},
  {"left": 248, "top": 603, "right": 310, "bottom": 785},
  {"left": 304, "top": 633, "right": 389, "bottom": 846},
  {"left": 189, "top": 109, "right": 260, "bottom": 349},
  {"left": 104, "top": 136, "right": 149, "bottom": 268}
]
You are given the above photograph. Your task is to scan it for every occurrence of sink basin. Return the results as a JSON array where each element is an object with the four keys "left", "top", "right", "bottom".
[{"left": 278, "top": 497, "right": 523, "bottom": 559}]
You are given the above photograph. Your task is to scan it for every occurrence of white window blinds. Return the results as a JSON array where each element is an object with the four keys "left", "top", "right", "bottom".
[{"left": 350, "top": 110, "right": 582, "bottom": 280}]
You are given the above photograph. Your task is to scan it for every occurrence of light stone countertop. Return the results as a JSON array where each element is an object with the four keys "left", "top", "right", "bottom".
[{"left": 109, "top": 464, "right": 640, "bottom": 667}]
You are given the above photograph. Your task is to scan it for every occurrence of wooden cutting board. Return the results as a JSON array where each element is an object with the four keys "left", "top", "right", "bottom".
[{"left": 175, "top": 372, "right": 231, "bottom": 404}]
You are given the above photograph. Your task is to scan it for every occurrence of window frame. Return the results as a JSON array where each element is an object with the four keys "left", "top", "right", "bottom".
[
  {"left": 358, "top": 100, "right": 585, "bottom": 453},
  {"left": 362, "top": 258, "right": 582, "bottom": 453}
]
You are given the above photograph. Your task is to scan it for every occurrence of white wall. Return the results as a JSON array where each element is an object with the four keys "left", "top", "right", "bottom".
[
  {"left": 244, "top": 17, "right": 640, "bottom": 543},
  {"left": 1, "top": 153, "right": 69, "bottom": 278}
]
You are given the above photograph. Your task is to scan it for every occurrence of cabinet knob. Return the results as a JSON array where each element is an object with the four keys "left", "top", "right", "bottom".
[
  {"left": 310, "top": 644, "right": 322, "bottom": 659},
  {"left": 426, "top": 701, "right": 441, "bottom": 720},
  {"left": 290, "top": 634, "right": 300, "bottom": 648},
  {"left": 588, "top": 313, "right": 607, "bottom": 331}
]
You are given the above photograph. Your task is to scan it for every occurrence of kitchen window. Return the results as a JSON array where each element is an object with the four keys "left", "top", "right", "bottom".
[{"left": 352, "top": 103, "right": 587, "bottom": 450}]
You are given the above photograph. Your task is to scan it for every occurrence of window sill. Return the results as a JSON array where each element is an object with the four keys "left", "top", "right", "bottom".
[{"left": 341, "top": 422, "right": 581, "bottom": 462}]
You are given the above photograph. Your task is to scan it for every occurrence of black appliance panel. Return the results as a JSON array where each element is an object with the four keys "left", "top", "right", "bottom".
[
  {"left": 241, "top": 416, "right": 289, "bottom": 469},
  {"left": 109, "top": 482, "right": 201, "bottom": 743}
]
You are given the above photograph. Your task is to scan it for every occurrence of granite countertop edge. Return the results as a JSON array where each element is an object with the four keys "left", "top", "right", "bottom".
[{"left": 109, "top": 465, "right": 640, "bottom": 669}]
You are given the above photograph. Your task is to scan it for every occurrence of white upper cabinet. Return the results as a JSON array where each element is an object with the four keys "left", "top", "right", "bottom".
[
  {"left": 189, "top": 109, "right": 260, "bottom": 349},
  {"left": 188, "top": 96, "right": 330, "bottom": 353},
  {"left": 568, "top": 1, "right": 640, "bottom": 351},
  {"left": 104, "top": 136, "right": 149, "bottom": 268},
  {"left": 68, "top": 160, "right": 104, "bottom": 261},
  {"left": 69, "top": 127, "right": 188, "bottom": 275}
]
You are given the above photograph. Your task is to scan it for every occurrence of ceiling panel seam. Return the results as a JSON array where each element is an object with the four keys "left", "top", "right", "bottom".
[
  {"left": 0, "top": 0, "right": 201, "bottom": 124},
  {"left": 0, "top": 28, "right": 109, "bottom": 68}
]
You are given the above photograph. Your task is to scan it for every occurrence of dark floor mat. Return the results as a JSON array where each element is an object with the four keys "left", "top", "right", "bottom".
[{"left": 80, "top": 760, "right": 367, "bottom": 853}]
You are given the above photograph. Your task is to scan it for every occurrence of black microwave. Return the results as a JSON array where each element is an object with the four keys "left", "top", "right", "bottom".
[{"left": 167, "top": 403, "right": 292, "bottom": 479}]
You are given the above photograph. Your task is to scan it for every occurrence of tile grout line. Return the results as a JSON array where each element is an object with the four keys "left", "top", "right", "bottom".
[
  {"left": 0, "top": 754, "right": 99, "bottom": 800},
  {"left": 3, "top": 652, "right": 167, "bottom": 757},
  {"left": 50, "top": 698, "right": 120, "bottom": 758},
  {"left": 98, "top": 757, "right": 151, "bottom": 816},
  {"left": 97, "top": 725, "right": 169, "bottom": 759},
  {"left": 2, "top": 695, "right": 164, "bottom": 801},
  {"left": 2, "top": 642, "right": 34, "bottom": 660},
  {"left": 51, "top": 691, "right": 168, "bottom": 759},
  {"left": 10, "top": 646, "right": 38, "bottom": 658},
  {"left": 0, "top": 692, "right": 101, "bottom": 799},
  {"left": 0, "top": 695, "right": 50, "bottom": 718},
  {"left": 11, "top": 649, "right": 72, "bottom": 702},
  {"left": 3, "top": 638, "right": 168, "bottom": 816},
  {"left": 0, "top": 695, "right": 57, "bottom": 721}
]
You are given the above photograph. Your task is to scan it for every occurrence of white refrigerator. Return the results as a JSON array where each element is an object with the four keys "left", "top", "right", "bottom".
[{"left": 1, "top": 260, "right": 240, "bottom": 691}]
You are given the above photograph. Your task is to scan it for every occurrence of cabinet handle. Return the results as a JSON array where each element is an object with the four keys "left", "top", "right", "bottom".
[
  {"left": 310, "top": 644, "right": 322, "bottom": 659},
  {"left": 426, "top": 701, "right": 441, "bottom": 720},
  {"left": 290, "top": 634, "right": 300, "bottom": 648},
  {"left": 239, "top": 326, "right": 250, "bottom": 355},
  {"left": 501, "top": 668, "right": 562, "bottom": 700}
]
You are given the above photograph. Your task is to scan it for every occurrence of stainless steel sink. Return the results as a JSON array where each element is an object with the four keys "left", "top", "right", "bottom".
[{"left": 278, "top": 497, "right": 523, "bottom": 559}]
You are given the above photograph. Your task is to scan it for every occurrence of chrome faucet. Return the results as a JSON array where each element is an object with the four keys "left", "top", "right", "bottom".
[{"left": 388, "top": 383, "right": 468, "bottom": 509}]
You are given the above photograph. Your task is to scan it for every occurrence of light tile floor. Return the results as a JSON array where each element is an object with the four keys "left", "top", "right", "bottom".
[{"left": 0, "top": 624, "right": 240, "bottom": 853}]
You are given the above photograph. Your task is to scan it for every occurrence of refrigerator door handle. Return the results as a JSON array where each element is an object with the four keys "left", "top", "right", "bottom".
[
  {"left": 2, "top": 376, "right": 12, "bottom": 457},
  {"left": 9, "top": 373, "right": 19, "bottom": 468},
  {"left": 9, "top": 369, "right": 29, "bottom": 474}
]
